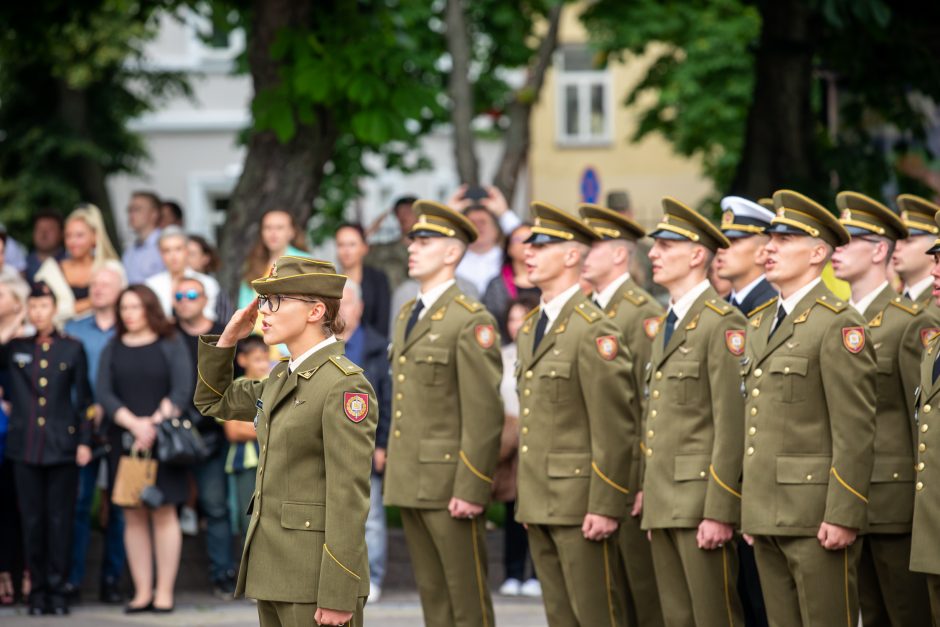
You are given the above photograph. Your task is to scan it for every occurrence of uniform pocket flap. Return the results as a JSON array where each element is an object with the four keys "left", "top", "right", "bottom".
[
  {"left": 415, "top": 347, "right": 450, "bottom": 365},
  {"left": 280, "top": 501, "right": 326, "bottom": 531},
  {"left": 547, "top": 451, "right": 591, "bottom": 478},
  {"left": 775, "top": 456, "right": 831, "bottom": 484},
  {"left": 667, "top": 360, "right": 700, "bottom": 379},
  {"left": 540, "top": 362, "right": 571, "bottom": 379},
  {"left": 871, "top": 456, "right": 915, "bottom": 482},
  {"left": 769, "top": 356, "right": 809, "bottom": 376},
  {"left": 875, "top": 357, "right": 894, "bottom": 375},
  {"left": 418, "top": 438, "right": 459, "bottom": 463},
  {"left": 674, "top": 454, "right": 711, "bottom": 481}
]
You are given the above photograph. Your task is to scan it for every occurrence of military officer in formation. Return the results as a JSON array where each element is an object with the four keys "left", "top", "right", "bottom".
[
  {"left": 579, "top": 203, "right": 665, "bottom": 627},
  {"left": 383, "top": 201, "right": 503, "bottom": 627},
  {"left": 830, "top": 191, "right": 933, "bottom": 625},
  {"left": 640, "top": 198, "right": 746, "bottom": 627},
  {"left": 195, "top": 257, "right": 377, "bottom": 627},
  {"left": 716, "top": 196, "right": 777, "bottom": 317},
  {"left": 515, "top": 201, "right": 637, "bottom": 626},
  {"left": 917, "top": 213, "right": 940, "bottom": 624}
]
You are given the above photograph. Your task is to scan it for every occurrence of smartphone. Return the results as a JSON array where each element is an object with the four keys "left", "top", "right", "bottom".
[{"left": 462, "top": 185, "right": 488, "bottom": 204}]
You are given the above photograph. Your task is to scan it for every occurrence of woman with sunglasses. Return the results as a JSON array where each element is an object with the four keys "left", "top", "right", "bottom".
[{"left": 195, "top": 256, "right": 376, "bottom": 627}]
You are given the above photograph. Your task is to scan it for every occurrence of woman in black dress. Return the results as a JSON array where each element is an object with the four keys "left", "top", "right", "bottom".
[{"left": 97, "top": 285, "right": 192, "bottom": 613}]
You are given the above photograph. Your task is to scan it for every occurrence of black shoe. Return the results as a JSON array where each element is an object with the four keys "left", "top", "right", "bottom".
[
  {"left": 99, "top": 580, "right": 124, "bottom": 604},
  {"left": 50, "top": 605, "right": 69, "bottom": 616},
  {"left": 152, "top": 604, "right": 174, "bottom": 614},
  {"left": 62, "top": 583, "right": 80, "bottom": 603},
  {"left": 28, "top": 604, "right": 45, "bottom": 616},
  {"left": 124, "top": 600, "right": 153, "bottom": 614},
  {"left": 211, "top": 577, "right": 235, "bottom": 600}
]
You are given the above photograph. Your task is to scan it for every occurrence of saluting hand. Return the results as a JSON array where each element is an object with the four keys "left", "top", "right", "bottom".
[
  {"left": 217, "top": 299, "right": 259, "bottom": 348},
  {"left": 314, "top": 607, "right": 354, "bottom": 626},
  {"left": 817, "top": 522, "right": 857, "bottom": 550}
]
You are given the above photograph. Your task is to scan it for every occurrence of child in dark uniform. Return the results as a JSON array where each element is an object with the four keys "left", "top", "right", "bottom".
[{"left": 4, "top": 283, "right": 92, "bottom": 615}]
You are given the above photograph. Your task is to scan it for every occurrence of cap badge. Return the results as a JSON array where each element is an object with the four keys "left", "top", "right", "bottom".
[
  {"left": 721, "top": 210, "right": 734, "bottom": 226},
  {"left": 269, "top": 263, "right": 278, "bottom": 278},
  {"left": 841, "top": 209, "right": 852, "bottom": 221},
  {"left": 776, "top": 207, "right": 786, "bottom": 217}
]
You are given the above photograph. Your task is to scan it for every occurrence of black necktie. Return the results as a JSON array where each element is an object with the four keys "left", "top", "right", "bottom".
[
  {"left": 405, "top": 299, "right": 425, "bottom": 338},
  {"left": 533, "top": 311, "right": 549, "bottom": 349},
  {"left": 903, "top": 290, "right": 912, "bottom": 301},
  {"left": 662, "top": 309, "right": 678, "bottom": 347},
  {"left": 592, "top": 296, "right": 602, "bottom": 309},
  {"left": 933, "top": 353, "right": 940, "bottom": 383},
  {"left": 769, "top": 306, "right": 787, "bottom": 338},
  {"left": 730, "top": 296, "right": 741, "bottom": 311}
]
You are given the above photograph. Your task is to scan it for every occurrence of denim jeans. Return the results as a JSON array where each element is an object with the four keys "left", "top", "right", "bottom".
[
  {"left": 365, "top": 474, "right": 387, "bottom": 586},
  {"left": 69, "top": 459, "right": 125, "bottom": 586},
  {"left": 194, "top": 445, "right": 234, "bottom": 582}
]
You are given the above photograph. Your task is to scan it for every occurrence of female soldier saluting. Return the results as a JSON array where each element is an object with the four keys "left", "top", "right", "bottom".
[{"left": 194, "top": 256, "right": 376, "bottom": 627}]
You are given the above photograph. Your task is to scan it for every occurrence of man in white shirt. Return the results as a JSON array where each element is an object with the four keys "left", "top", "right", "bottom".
[
  {"left": 453, "top": 186, "right": 523, "bottom": 296},
  {"left": 830, "top": 191, "right": 933, "bottom": 626},
  {"left": 716, "top": 196, "right": 777, "bottom": 317},
  {"left": 145, "top": 227, "right": 220, "bottom": 321}
]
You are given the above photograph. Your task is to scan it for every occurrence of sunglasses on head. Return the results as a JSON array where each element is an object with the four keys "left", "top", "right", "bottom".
[{"left": 175, "top": 290, "right": 203, "bottom": 302}]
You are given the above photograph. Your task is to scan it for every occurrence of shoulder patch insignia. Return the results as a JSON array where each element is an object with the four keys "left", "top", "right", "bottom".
[
  {"left": 842, "top": 327, "right": 866, "bottom": 354},
  {"left": 343, "top": 392, "right": 369, "bottom": 423},
  {"left": 475, "top": 324, "right": 496, "bottom": 348},
  {"left": 643, "top": 317, "right": 661, "bottom": 339},
  {"left": 921, "top": 327, "right": 940, "bottom": 348},
  {"left": 704, "top": 301, "right": 732, "bottom": 316},
  {"left": 596, "top": 335, "right": 619, "bottom": 360},
  {"left": 454, "top": 294, "right": 482, "bottom": 312},
  {"left": 725, "top": 330, "right": 745, "bottom": 356}
]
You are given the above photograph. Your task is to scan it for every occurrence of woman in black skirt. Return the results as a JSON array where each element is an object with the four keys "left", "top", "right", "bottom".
[{"left": 97, "top": 285, "right": 192, "bottom": 613}]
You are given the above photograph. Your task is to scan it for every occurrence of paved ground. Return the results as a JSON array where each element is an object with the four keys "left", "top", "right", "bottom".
[{"left": 0, "top": 591, "right": 549, "bottom": 626}]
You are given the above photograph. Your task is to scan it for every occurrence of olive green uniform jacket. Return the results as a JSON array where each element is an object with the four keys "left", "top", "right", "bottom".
[
  {"left": 194, "top": 338, "right": 376, "bottom": 612},
  {"left": 601, "top": 277, "right": 664, "bottom": 497},
  {"left": 641, "top": 287, "right": 747, "bottom": 530},
  {"left": 384, "top": 284, "right": 504, "bottom": 508},
  {"left": 912, "top": 333, "right": 940, "bottom": 575},
  {"left": 515, "top": 290, "right": 638, "bottom": 525},
  {"left": 862, "top": 288, "right": 927, "bottom": 533},
  {"left": 741, "top": 282, "right": 877, "bottom": 536}
]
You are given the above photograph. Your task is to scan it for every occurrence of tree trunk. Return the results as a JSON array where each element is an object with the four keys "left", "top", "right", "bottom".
[
  {"left": 445, "top": 0, "right": 479, "bottom": 186},
  {"left": 730, "top": 0, "right": 822, "bottom": 199},
  {"left": 492, "top": 4, "right": 563, "bottom": 205},
  {"left": 218, "top": 0, "right": 339, "bottom": 295}
]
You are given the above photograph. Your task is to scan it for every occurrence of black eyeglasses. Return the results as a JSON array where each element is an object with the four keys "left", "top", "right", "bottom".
[
  {"left": 175, "top": 290, "right": 203, "bottom": 302},
  {"left": 257, "top": 294, "right": 317, "bottom": 312}
]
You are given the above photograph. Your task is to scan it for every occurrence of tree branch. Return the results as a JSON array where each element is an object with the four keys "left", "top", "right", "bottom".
[{"left": 445, "top": 0, "right": 479, "bottom": 186}]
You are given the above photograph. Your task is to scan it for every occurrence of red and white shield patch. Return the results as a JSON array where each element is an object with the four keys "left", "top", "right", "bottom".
[
  {"left": 643, "top": 317, "right": 661, "bottom": 339},
  {"left": 921, "top": 327, "right": 940, "bottom": 348},
  {"left": 475, "top": 324, "right": 496, "bottom": 348},
  {"left": 725, "top": 330, "right": 745, "bottom": 356},
  {"left": 343, "top": 392, "right": 369, "bottom": 423},
  {"left": 842, "top": 327, "right": 865, "bottom": 354},
  {"left": 596, "top": 335, "right": 619, "bottom": 360}
]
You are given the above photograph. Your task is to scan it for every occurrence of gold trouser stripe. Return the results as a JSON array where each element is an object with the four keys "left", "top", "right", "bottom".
[
  {"left": 323, "top": 544, "right": 360, "bottom": 580},
  {"left": 459, "top": 451, "right": 493, "bottom": 484},
  {"left": 710, "top": 464, "right": 742, "bottom": 498},
  {"left": 197, "top": 369, "right": 224, "bottom": 397},
  {"left": 721, "top": 543, "right": 735, "bottom": 627},
  {"left": 470, "top": 518, "right": 489, "bottom": 627},
  {"left": 830, "top": 467, "right": 869, "bottom": 503},
  {"left": 843, "top": 548, "right": 851, "bottom": 627},
  {"left": 592, "top": 461, "right": 630, "bottom": 495},
  {"left": 603, "top": 539, "right": 615, "bottom": 627}
]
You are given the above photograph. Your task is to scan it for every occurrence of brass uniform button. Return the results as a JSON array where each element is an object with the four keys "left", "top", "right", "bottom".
[
  {"left": 917, "top": 462, "right": 925, "bottom": 471},
  {"left": 892, "top": 472, "right": 899, "bottom": 480},
  {"left": 398, "top": 356, "right": 406, "bottom": 364},
  {"left": 525, "top": 370, "right": 534, "bottom": 380},
  {"left": 916, "top": 481, "right": 924, "bottom": 491},
  {"left": 652, "top": 390, "right": 660, "bottom": 399},
  {"left": 645, "top": 448, "right": 653, "bottom": 457},
  {"left": 754, "top": 368, "right": 763, "bottom": 377},
  {"left": 522, "top": 427, "right": 529, "bottom": 435},
  {"left": 39, "top": 377, "right": 48, "bottom": 388},
  {"left": 650, "top": 409, "right": 657, "bottom": 418},
  {"left": 395, "top": 392, "right": 403, "bottom": 400},
  {"left": 68, "top": 426, "right": 75, "bottom": 434},
  {"left": 397, "top": 374, "right": 405, "bottom": 382},
  {"left": 39, "top": 359, "right": 48, "bottom": 369},
  {"left": 920, "top": 443, "right": 927, "bottom": 452},
  {"left": 746, "top": 446, "right": 755, "bottom": 456},
  {"left": 444, "top": 453, "right": 451, "bottom": 460},
  {"left": 923, "top": 424, "right": 930, "bottom": 433},
  {"left": 925, "top": 404, "right": 932, "bottom": 413},
  {"left": 38, "top": 398, "right": 46, "bottom": 407},
  {"left": 523, "top": 408, "right": 530, "bottom": 416},
  {"left": 699, "top": 471, "right": 706, "bottom": 478},
  {"left": 805, "top": 474, "right": 813, "bottom": 481},
  {"left": 37, "top": 417, "right": 46, "bottom": 427},
  {"left": 521, "top": 445, "right": 528, "bottom": 453},
  {"left": 574, "top": 468, "right": 581, "bottom": 475},
  {"left": 647, "top": 430, "right": 655, "bottom": 438},
  {"left": 748, "top": 426, "right": 757, "bottom": 436},
  {"left": 395, "top": 410, "right": 402, "bottom": 418},
  {"left": 304, "top": 521, "right": 311, "bottom": 528},
  {"left": 524, "top": 389, "right": 531, "bottom": 397},
  {"left": 655, "top": 371, "right": 663, "bottom": 380},
  {"left": 394, "top": 429, "right": 401, "bottom": 438},
  {"left": 751, "top": 388, "right": 760, "bottom": 398}
]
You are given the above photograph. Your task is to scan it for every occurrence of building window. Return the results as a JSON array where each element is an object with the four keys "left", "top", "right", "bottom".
[{"left": 555, "top": 46, "right": 612, "bottom": 147}]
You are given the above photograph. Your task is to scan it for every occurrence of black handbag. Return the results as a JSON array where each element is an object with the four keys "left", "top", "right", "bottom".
[{"left": 156, "top": 416, "right": 208, "bottom": 466}]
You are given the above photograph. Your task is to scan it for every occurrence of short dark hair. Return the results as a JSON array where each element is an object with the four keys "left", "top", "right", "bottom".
[
  {"left": 116, "top": 285, "right": 174, "bottom": 338},
  {"left": 336, "top": 222, "right": 366, "bottom": 242},
  {"left": 162, "top": 200, "right": 184, "bottom": 223},
  {"left": 392, "top": 195, "right": 417, "bottom": 215},
  {"left": 34, "top": 208, "right": 64, "bottom": 229},
  {"left": 237, "top": 335, "right": 268, "bottom": 356},
  {"left": 187, "top": 234, "right": 220, "bottom": 273},
  {"left": 131, "top": 190, "right": 161, "bottom": 211}
]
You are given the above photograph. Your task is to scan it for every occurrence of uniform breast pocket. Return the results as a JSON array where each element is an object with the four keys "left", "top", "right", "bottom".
[
  {"left": 768, "top": 355, "right": 809, "bottom": 403},
  {"left": 666, "top": 360, "right": 700, "bottom": 405},
  {"left": 539, "top": 362, "right": 572, "bottom": 403},
  {"left": 414, "top": 348, "right": 450, "bottom": 386}
]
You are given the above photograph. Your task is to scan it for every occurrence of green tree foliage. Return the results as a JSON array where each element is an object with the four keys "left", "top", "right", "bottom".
[{"left": 0, "top": 0, "right": 188, "bottom": 242}]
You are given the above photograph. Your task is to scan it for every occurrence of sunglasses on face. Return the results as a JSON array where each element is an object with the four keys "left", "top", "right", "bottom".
[{"left": 175, "top": 290, "right": 204, "bottom": 302}]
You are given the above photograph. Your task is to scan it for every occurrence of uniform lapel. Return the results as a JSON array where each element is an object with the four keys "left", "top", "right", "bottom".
[
  {"left": 657, "top": 287, "right": 715, "bottom": 366},
  {"left": 862, "top": 285, "right": 894, "bottom": 324},
  {"left": 758, "top": 282, "right": 828, "bottom": 362},
  {"left": 922, "top": 338, "right": 940, "bottom": 402},
  {"left": 402, "top": 284, "right": 460, "bottom": 353},
  {"left": 270, "top": 341, "right": 344, "bottom": 414},
  {"left": 531, "top": 291, "right": 583, "bottom": 366}
]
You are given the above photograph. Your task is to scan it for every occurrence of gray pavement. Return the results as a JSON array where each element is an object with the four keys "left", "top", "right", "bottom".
[{"left": 0, "top": 592, "right": 549, "bottom": 626}]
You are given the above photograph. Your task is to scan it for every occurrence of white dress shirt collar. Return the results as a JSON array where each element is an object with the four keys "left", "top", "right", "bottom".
[
  {"left": 729, "top": 274, "right": 767, "bottom": 305},
  {"left": 850, "top": 281, "right": 890, "bottom": 315},
  {"left": 778, "top": 277, "right": 822, "bottom": 316},
  {"left": 289, "top": 335, "right": 338, "bottom": 373},
  {"left": 907, "top": 275, "right": 934, "bottom": 302},
  {"left": 540, "top": 283, "right": 584, "bottom": 329},
  {"left": 416, "top": 279, "right": 456, "bottom": 320},
  {"left": 594, "top": 272, "right": 631, "bottom": 309},
  {"left": 668, "top": 280, "right": 711, "bottom": 325}
]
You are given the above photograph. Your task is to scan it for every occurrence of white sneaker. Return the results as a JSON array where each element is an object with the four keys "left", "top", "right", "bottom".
[
  {"left": 499, "top": 578, "right": 522, "bottom": 596},
  {"left": 179, "top": 506, "right": 198, "bottom": 536},
  {"left": 367, "top": 584, "right": 382, "bottom": 604},
  {"left": 520, "top": 578, "right": 542, "bottom": 598}
]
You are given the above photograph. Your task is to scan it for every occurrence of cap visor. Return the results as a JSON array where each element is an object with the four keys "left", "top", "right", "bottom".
[
  {"left": 408, "top": 229, "right": 448, "bottom": 240},
  {"left": 649, "top": 228, "right": 689, "bottom": 241},
  {"left": 524, "top": 232, "right": 568, "bottom": 245},
  {"left": 764, "top": 223, "right": 808, "bottom": 237}
]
